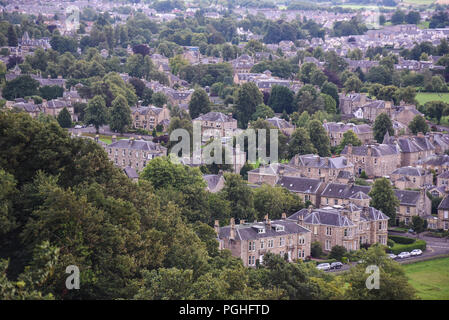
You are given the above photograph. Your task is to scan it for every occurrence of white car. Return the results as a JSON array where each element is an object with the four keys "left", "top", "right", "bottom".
[
  {"left": 410, "top": 249, "right": 423, "bottom": 256},
  {"left": 398, "top": 252, "right": 411, "bottom": 259},
  {"left": 316, "top": 263, "right": 331, "bottom": 271},
  {"left": 388, "top": 253, "right": 397, "bottom": 259},
  {"left": 74, "top": 125, "right": 82, "bottom": 129}
]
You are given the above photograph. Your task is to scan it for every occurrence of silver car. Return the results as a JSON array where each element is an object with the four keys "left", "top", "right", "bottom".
[{"left": 316, "top": 263, "right": 331, "bottom": 271}]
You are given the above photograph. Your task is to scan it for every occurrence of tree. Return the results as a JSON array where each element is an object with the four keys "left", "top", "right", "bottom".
[
  {"left": 311, "top": 241, "right": 323, "bottom": 258},
  {"left": 252, "top": 104, "right": 274, "bottom": 121},
  {"left": 295, "top": 85, "right": 324, "bottom": 115},
  {"left": 287, "top": 127, "right": 317, "bottom": 158},
  {"left": 369, "top": 178, "right": 399, "bottom": 225},
  {"left": 344, "top": 245, "right": 416, "bottom": 299},
  {"left": 222, "top": 173, "right": 256, "bottom": 221},
  {"left": 152, "top": 92, "right": 168, "bottom": 108},
  {"left": 321, "top": 94, "right": 337, "bottom": 115},
  {"left": 411, "top": 216, "right": 427, "bottom": 238},
  {"left": 337, "top": 130, "right": 361, "bottom": 153},
  {"left": 39, "top": 85, "right": 64, "bottom": 101},
  {"left": 405, "top": 11, "right": 421, "bottom": 25},
  {"left": 391, "top": 10, "right": 405, "bottom": 25},
  {"left": 408, "top": 115, "right": 429, "bottom": 135},
  {"left": 267, "top": 85, "right": 294, "bottom": 114},
  {"left": 189, "top": 88, "right": 210, "bottom": 119},
  {"left": 344, "top": 76, "right": 362, "bottom": 93},
  {"left": 7, "top": 25, "right": 18, "bottom": 47},
  {"left": 308, "top": 120, "right": 331, "bottom": 157},
  {"left": 253, "top": 185, "right": 304, "bottom": 221},
  {"left": 56, "top": 107, "right": 72, "bottom": 128},
  {"left": 85, "top": 95, "right": 108, "bottom": 133},
  {"left": 321, "top": 81, "right": 340, "bottom": 109},
  {"left": 2, "top": 75, "right": 39, "bottom": 100},
  {"left": 424, "top": 101, "right": 449, "bottom": 124},
  {"left": 234, "top": 82, "right": 263, "bottom": 128},
  {"left": 373, "top": 113, "right": 394, "bottom": 143},
  {"left": 329, "top": 245, "right": 347, "bottom": 261},
  {"left": 109, "top": 95, "right": 131, "bottom": 134}
]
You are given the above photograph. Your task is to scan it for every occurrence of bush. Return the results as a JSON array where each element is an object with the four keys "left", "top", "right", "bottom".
[
  {"left": 341, "top": 256, "right": 348, "bottom": 264},
  {"left": 387, "top": 239, "right": 426, "bottom": 255},
  {"left": 389, "top": 235, "right": 415, "bottom": 245},
  {"left": 387, "top": 239, "right": 395, "bottom": 247},
  {"left": 329, "top": 245, "right": 347, "bottom": 260},
  {"left": 315, "top": 258, "right": 337, "bottom": 265}
]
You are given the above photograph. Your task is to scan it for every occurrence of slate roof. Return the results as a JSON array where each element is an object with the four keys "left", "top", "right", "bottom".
[
  {"left": 438, "top": 195, "right": 449, "bottom": 210},
  {"left": 108, "top": 139, "right": 166, "bottom": 153},
  {"left": 323, "top": 122, "right": 372, "bottom": 134},
  {"left": 291, "top": 154, "right": 352, "bottom": 169},
  {"left": 218, "top": 219, "right": 310, "bottom": 241},
  {"left": 394, "top": 189, "right": 420, "bottom": 206},
  {"left": 132, "top": 106, "right": 164, "bottom": 116},
  {"left": 417, "top": 154, "right": 449, "bottom": 166},
  {"left": 266, "top": 117, "right": 294, "bottom": 130},
  {"left": 248, "top": 163, "right": 299, "bottom": 176},
  {"left": 277, "top": 176, "right": 322, "bottom": 194},
  {"left": 360, "top": 206, "right": 389, "bottom": 221},
  {"left": 288, "top": 208, "right": 355, "bottom": 227},
  {"left": 203, "top": 174, "right": 224, "bottom": 191},
  {"left": 396, "top": 136, "right": 435, "bottom": 153},
  {"left": 124, "top": 167, "right": 139, "bottom": 179},
  {"left": 341, "top": 144, "right": 400, "bottom": 156},
  {"left": 194, "top": 111, "right": 236, "bottom": 122},
  {"left": 392, "top": 166, "right": 428, "bottom": 176},
  {"left": 438, "top": 171, "right": 449, "bottom": 179},
  {"left": 321, "top": 183, "right": 371, "bottom": 199}
]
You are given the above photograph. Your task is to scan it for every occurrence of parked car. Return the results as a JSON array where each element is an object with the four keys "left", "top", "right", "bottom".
[
  {"left": 398, "top": 252, "right": 411, "bottom": 259},
  {"left": 74, "top": 125, "right": 82, "bottom": 129},
  {"left": 388, "top": 254, "right": 397, "bottom": 259},
  {"left": 330, "top": 262, "right": 343, "bottom": 269},
  {"left": 410, "top": 249, "right": 423, "bottom": 256},
  {"left": 316, "top": 263, "right": 331, "bottom": 271}
]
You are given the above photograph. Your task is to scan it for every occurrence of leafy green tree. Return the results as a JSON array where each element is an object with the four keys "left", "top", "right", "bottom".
[
  {"left": 329, "top": 245, "right": 347, "bottom": 261},
  {"left": 423, "top": 101, "right": 449, "bottom": 124},
  {"left": 189, "top": 88, "right": 210, "bottom": 119},
  {"left": 344, "top": 76, "right": 362, "bottom": 93},
  {"left": 288, "top": 127, "right": 317, "bottom": 158},
  {"left": 222, "top": 173, "right": 256, "bottom": 221},
  {"left": 369, "top": 178, "right": 399, "bottom": 224},
  {"left": 7, "top": 25, "right": 17, "bottom": 47},
  {"left": 253, "top": 184, "right": 304, "bottom": 220},
  {"left": 308, "top": 120, "right": 331, "bottom": 157},
  {"left": 321, "top": 81, "right": 340, "bottom": 109},
  {"left": 267, "top": 85, "right": 294, "bottom": 114},
  {"left": 295, "top": 85, "right": 324, "bottom": 115},
  {"left": 56, "top": 107, "right": 72, "bottom": 128},
  {"left": 336, "top": 130, "right": 361, "bottom": 154},
  {"left": 39, "top": 85, "right": 64, "bottom": 101},
  {"left": 109, "top": 95, "right": 131, "bottom": 134},
  {"left": 252, "top": 103, "right": 274, "bottom": 121},
  {"left": 391, "top": 10, "right": 405, "bottom": 25},
  {"left": 234, "top": 82, "right": 263, "bottom": 128},
  {"left": 373, "top": 113, "right": 394, "bottom": 143},
  {"left": 85, "top": 95, "right": 108, "bottom": 133},
  {"left": 344, "top": 245, "right": 416, "bottom": 299},
  {"left": 408, "top": 115, "right": 429, "bottom": 135},
  {"left": 152, "top": 92, "right": 168, "bottom": 108},
  {"left": 311, "top": 241, "right": 323, "bottom": 258},
  {"left": 321, "top": 94, "right": 337, "bottom": 115},
  {"left": 2, "top": 75, "right": 39, "bottom": 100},
  {"left": 0, "top": 169, "right": 17, "bottom": 236}
]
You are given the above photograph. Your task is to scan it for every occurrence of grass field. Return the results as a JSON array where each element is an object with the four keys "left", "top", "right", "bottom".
[
  {"left": 415, "top": 92, "right": 449, "bottom": 105},
  {"left": 81, "top": 133, "right": 128, "bottom": 144},
  {"left": 403, "top": 256, "right": 449, "bottom": 300}
]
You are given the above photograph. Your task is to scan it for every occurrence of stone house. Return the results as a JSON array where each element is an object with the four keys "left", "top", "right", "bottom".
[
  {"left": 217, "top": 216, "right": 312, "bottom": 267},
  {"left": 42, "top": 99, "right": 75, "bottom": 121},
  {"left": 105, "top": 137, "right": 167, "bottom": 172},
  {"left": 289, "top": 154, "right": 354, "bottom": 183},
  {"left": 277, "top": 176, "right": 325, "bottom": 207},
  {"left": 288, "top": 204, "right": 389, "bottom": 252},
  {"left": 266, "top": 117, "right": 296, "bottom": 136},
  {"left": 192, "top": 112, "right": 238, "bottom": 142},
  {"left": 11, "top": 101, "right": 42, "bottom": 118},
  {"left": 437, "top": 196, "right": 449, "bottom": 230},
  {"left": 340, "top": 143, "right": 401, "bottom": 177},
  {"left": 322, "top": 121, "right": 373, "bottom": 147},
  {"left": 247, "top": 163, "right": 301, "bottom": 186},
  {"left": 391, "top": 166, "right": 433, "bottom": 189},
  {"left": 394, "top": 189, "right": 431, "bottom": 225},
  {"left": 383, "top": 134, "right": 436, "bottom": 167},
  {"left": 203, "top": 173, "right": 226, "bottom": 193},
  {"left": 437, "top": 171, "right": 449, "bottom": 189},
  {"left": 416, "top": 154, "right": 449, "bottom": 174},
  {"left": 320, "top": 183, "right": 372, "bottom": 207},
  {"left": 131, "top": 105, "right": 170, "bottom": 131}
]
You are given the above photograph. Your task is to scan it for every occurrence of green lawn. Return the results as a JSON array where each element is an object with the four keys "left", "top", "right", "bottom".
[
  {"left": 81, "top": 133, "right": 128, "bottom": 145},
  {"left": 403, "top": 256, "right": 449, "bottom": 300},
  {"left": 415, "top": 92, "right": 449, "bottom": 105}
]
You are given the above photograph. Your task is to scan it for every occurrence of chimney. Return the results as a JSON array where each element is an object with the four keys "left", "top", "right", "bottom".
[
  {"left": 264, "top": 214, "right": 271, "bottom": 228},
  {"left": 281, "top": 212, "right": 286, "bottom": 220},
  {"left": 112, "top": 135, "right": 117, "bottom": 143},
  {"left": 129, "top": 136, "right": 135, "bottom": 144},
  {"left": 214, "top": 220, "right": 220, "bottom": 235},
  {"left": 230, "top": 218, "right": 235, "bottom": 240},
  {"left": 417, "top": 132, "right": 424, "bottom": 138},
  {"left": 308, "top": 205, "right": 313, "bottom": 214},
  {"left": 240, "top": 219, "right": 245, "bottom": 225},
  {"left": 138, "top": 136, "right": 142, "bottom": 140},
  {"left": 298, "top": 213, "right": 304, "bottom": 227},
  {"left": 367, "top": 145, "right": 372, "bottom": 156}
]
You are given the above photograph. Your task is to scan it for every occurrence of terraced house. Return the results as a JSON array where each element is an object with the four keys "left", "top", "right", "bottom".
[
  {"left": 384, "top": 133, "right": 436, "bottom": 167},
  {"left": 217, "top": 215, "right": 312, "bottom": 267},
  {"left": 323, "top": 121, "right": 373, "bottom": 147},
  {"left": 277, "top": 176, "right": 325, "bottom": 207},
  {"left": 131, "top": 105, "right": 170, "bottom": 131},
  {"left": 391, "top": 166, "right": 433, "bottom": 190},
  {"left": 437, "top": 196, "right": 449, "bottom": 230},
  {"left": 192, "top": 111, "right": 238, "bottom": 142},
  {"left": 288, "top": 203, "right": 389, "bottom": 252}
]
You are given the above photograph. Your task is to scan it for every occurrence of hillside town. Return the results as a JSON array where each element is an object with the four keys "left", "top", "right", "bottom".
[{"left": 1, "top": 0, "right": 449, "bottom": 302}]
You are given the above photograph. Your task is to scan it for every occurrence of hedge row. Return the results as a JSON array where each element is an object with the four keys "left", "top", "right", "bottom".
[
  {"left": 387, "top": 239, "right": 427, "bottom": 255},
  {"left": 389, "top": 235, "right": 415, "bottom": 245}
]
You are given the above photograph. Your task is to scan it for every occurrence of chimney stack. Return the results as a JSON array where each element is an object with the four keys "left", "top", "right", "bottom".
[
  {"left": 347, "top": 144, "right": 352, "bottom": 155},
  {"left": 417, "top": 132, "right": 424, "bottom": 138},
  {"left": 230, "top": 218, "right": 235, "bottom": 240},
  {"left": 367, "top": 145, "right": 372, "bottom": 156},
  {"left": 112, "top": 135, "right": 117, "bottom": 143},
  {"left": 298, "top": 214, "right": 304, "bottom": 227},
  {"left": 281, "top": 212, "right": 286, "bottom": 220},
  {"left": 308, "top": 205, "right": 313, "bottom": 213},
  {"left": 214, "top": 220, "right": 219, "bottom": 235}
]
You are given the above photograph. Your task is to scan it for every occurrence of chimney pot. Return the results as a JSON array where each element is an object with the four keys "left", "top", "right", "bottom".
[{"left": 281, "top": 212, "right": 286, "bottom": 220}]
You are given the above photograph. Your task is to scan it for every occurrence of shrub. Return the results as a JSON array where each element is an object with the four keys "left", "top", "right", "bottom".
[
  {"left": 387, "top": 239, "right": 395, "bottom": 247},
  {"left": 329, "top": 245, "right": 347, "bottom": 260},
  {"left": 315, "top": 259, "right": 337, "bottom": 265},
  {"left": 389, "top": 235, "right": 415, "bottom": 245},
  {"left": 311, "top": 241, "right": 324, "bottom": 258},
  {"left": 387, "top": 239, "right": 427, "bottom": 255},
  {"left": 341, "top": 256, "right": 348, "bottom": 264}
]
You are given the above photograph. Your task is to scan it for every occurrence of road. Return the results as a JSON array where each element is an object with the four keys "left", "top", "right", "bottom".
[{"left": 325, "top": 231, "right": 449, "bottom": 273}]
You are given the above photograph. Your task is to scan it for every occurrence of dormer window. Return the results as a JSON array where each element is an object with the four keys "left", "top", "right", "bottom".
[
  {"left": 274, "top": 225, "right": 284, "bottom": 232},
  {"left": 258, "top": 228, "right": 265, "bottom": 234}
]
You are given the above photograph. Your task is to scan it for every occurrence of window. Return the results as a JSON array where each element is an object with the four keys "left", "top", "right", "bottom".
[
  {"left": 334, "top": 199, "right": 338, "bottom": 205},
  {"left": 248, "top": 255, "right": 255, "bottom": 266},
  {"left": 298, "top": 249, "right": 302, "bottom": 259},
  {"left": 445, "top": 211, "right": 449, "bottom": 219},
  {"left": 279, "top": 237, "right": 285, "bottom": 247},
  {"left": 248, "top": 241, "right": 255, "bottom": 251},
  {"left": 268, "top": 239, "right": 274, "bottom": 248},
  {"left": 258, "top": 228, "right": 265, "bottom": 234},
  {"left": 325, "top": 240, "right": 331, "bottom": 251},
  {"left": 298, "top": 236, "right": 305, "bottom": 245},
  {"left": 344, "top": 228, "right": 351, "bottom": 237},
  {"left": 326, "top": 227, "right": 332, "bottom": 236},
  {"left": 260, "top": 240, "right": 265, "bottom": 249},
  {"left": 378, "top": 222, "right": 382, "bottom": 230},
  {"left": 313, "top": 226, "right": 318, "bottom": 235},
  {"left": 407, "top": 207, "right": 410, "bottom": 214}
]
